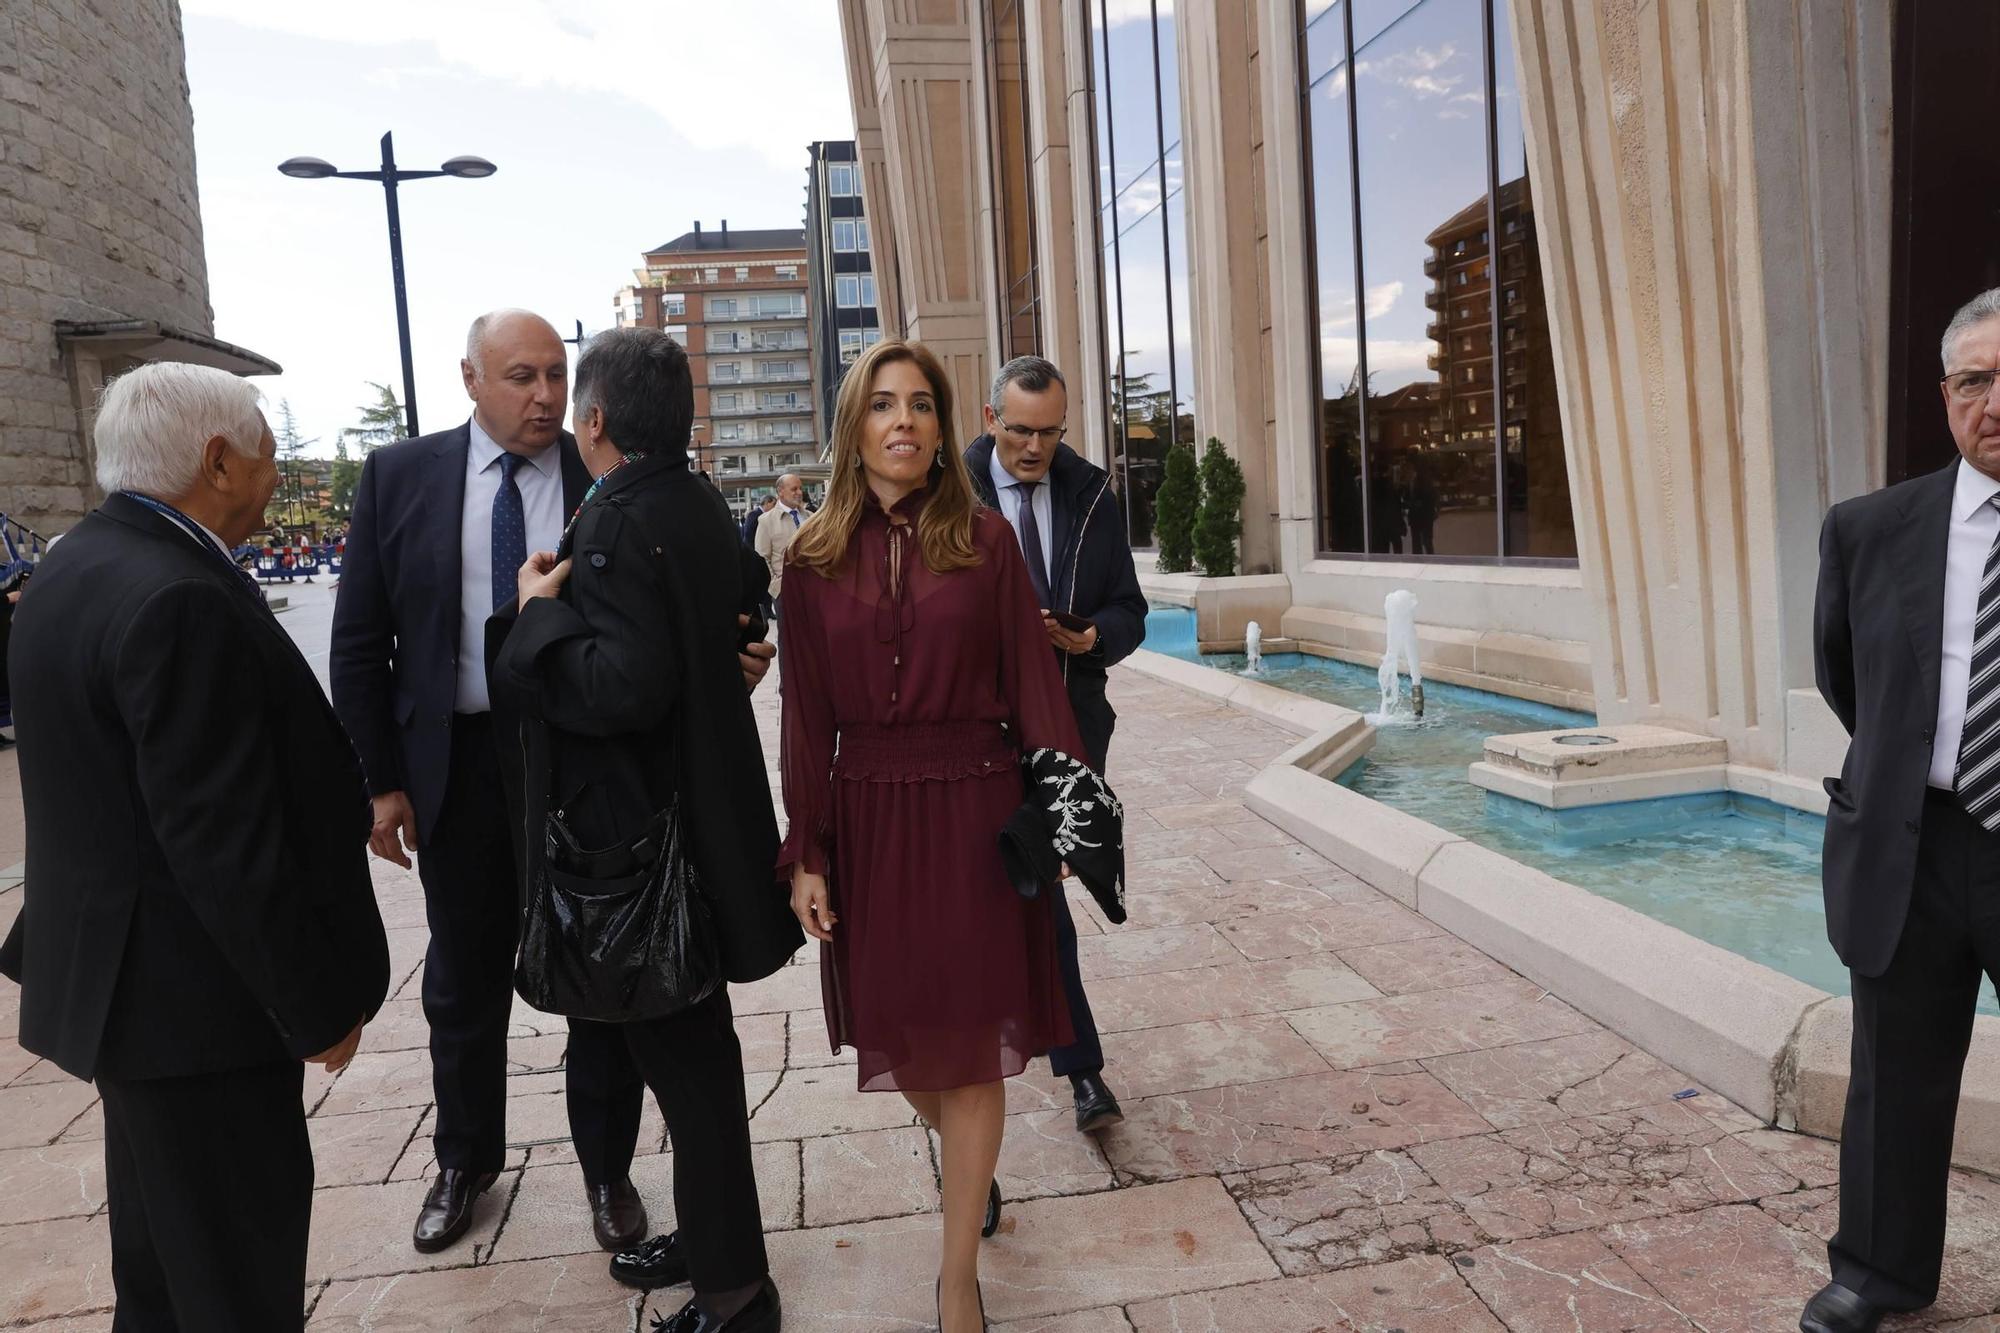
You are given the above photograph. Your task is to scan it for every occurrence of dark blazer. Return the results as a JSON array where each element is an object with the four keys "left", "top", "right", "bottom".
[
  {"left": 0, "top": 496, "right": 390, "bottom": 1079},
  {"left": 330, "top": 422, "right": 590, "bottom": 842},
  {"left": 965, "top": 435, "right": 1148, "bottom": 766},
  {"left": 488, "top": 452, "right": 802, "bottom": 985},
  {"left": 1814, "top": 459, "right": 1962, "bottom": 977}
]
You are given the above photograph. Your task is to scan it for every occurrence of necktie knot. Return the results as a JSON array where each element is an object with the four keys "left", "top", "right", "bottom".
[{"left": 500, "top": 452, "right": 522, "bottom": 482}]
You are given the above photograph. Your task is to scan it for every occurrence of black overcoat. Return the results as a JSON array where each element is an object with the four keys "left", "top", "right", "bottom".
[{"left": 487, "top": 452, "right": 802, "bottom": 987}]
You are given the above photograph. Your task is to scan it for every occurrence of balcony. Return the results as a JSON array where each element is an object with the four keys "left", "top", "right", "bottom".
[
  {"left": 1424, "top": 287, "right": 1445, "bottom": 311},
  {"left": 708, "top": 400, "right": 813, "bottom": 418},
  {"left": 708, "top": 338, "right": 809, "bottom": 356},
  {"left": 711, "top": 369, "right": 812, "bottom": 387},
  {"left": 702, "top": 307, "right": 807, "bottom": 323}
]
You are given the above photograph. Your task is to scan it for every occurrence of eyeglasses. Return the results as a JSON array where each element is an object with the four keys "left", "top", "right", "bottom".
[
  {"left": 1943, "top": 369, "right": 2000, "bottom": 402},
  {"left": 997, "top": 418, "right": 1066, "bottom": 445}
]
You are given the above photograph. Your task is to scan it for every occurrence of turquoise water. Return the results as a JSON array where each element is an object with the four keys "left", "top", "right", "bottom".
[{"left": 1142, "top": 606, "right": 1999, "bottom": 1013}]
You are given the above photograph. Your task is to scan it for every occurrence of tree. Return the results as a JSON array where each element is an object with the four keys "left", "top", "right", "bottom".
[
  {"left": 329, "top": 383, "right": 404, "bottom": 521},
  {"left": 1152, "top": 441, "right": 1200, "bottom": 573},
  {"left": 1194, "top": 437, "right": 1246, "bottom": 577},
  {"left": 266, "top": 399, "right": 317, "bottom": 529}
]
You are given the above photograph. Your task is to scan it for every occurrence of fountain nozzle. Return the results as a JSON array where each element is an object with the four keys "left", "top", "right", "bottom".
[{"left": 1411, "top": 681, "right": 1425, "bottom": 719}]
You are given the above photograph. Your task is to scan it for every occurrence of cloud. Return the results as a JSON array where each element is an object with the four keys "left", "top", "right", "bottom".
[
  {"left": 1320, "top": 280, "right": 1406, "bottom": 331},
  {"left": 179, "top": 0, "right": 852, "bottom": 169},
  {"left": 1102, "top": 0, "right": 1172, "bottom": 25},
  {"left": 1321, "top": 337, "right": 1434, "bottom": 378},
  {"left": 1356, "top": 42, "right": 1468, "bottom": 100}
]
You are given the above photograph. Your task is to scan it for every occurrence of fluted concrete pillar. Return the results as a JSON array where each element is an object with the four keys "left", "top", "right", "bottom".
[{"left": 1508, "top": 0, "right": 1891, "bottom": 770}]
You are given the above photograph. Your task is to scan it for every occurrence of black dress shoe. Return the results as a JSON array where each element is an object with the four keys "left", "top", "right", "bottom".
[
  {"left": 1800, "top": 1282, "right": 1888, "bottom": 1333},
  {"left": 411, "top": 1168, "right": 498, "bottom": 1254},
  {"left": 650, "top": 1276, "right": 781, "bottom": 1332},
  {"left": 1071, "top": 1071, "right": 1124, "bottom": 1133},
  {"left": 588, "top": 1177, "right": 648, "bottom": 1251},
  {"left": 981, "top": 1179, "right": 1001, "bottom": 1239},
  {"left": 610, "top": 1231, "right": 689, "bottom": 1290}
]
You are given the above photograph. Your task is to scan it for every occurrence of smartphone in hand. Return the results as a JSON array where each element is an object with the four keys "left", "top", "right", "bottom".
[{"left": 1047, "top": 609, "right": 1095, "bottom": 635}]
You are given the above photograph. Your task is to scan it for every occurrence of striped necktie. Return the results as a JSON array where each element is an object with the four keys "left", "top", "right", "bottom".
[{"left": 1956, "top": 493, "right": 2000, "bottom": 828}]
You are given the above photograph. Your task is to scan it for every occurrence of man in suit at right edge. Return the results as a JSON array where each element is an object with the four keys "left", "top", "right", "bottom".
[{"left": 1807, "top": 286, "right": 2000, "bottom": 1333}]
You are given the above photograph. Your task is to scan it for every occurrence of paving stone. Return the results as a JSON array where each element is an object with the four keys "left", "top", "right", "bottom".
[
  {"left": 0, "top": 1214, "right": 114, "bottom": 1325},
  {"left": 1103, "top": 1069, "right": 1491, "bottom": 1183},
  {"left": 1074, "top": 922, "right": 1242, "bottom": 981},
  {"left": 1087, "top": 955, "right": 1380, "bottom": 1034},
  {"left": 1419, "top": 1030, "right": 1697, "bottom": 1128},
  {"left": 1146, "top": 800, "right": 1265, "bottom": 829},
  {"left": 1217, "top": 899, "right": 1441, "bottom": 961},
  {"left": 990, "top": 1108, "right": 1116, "bottom": 1202},
  {"left": 1115, "top": 877, "right": 1345, "bottom": 928},
  {"left": 0, "top": 1078, "right": 96, "bottom": 1149},
  {"left": 1225, "top": 1149, "right": 1487, "bottom": 1273},
  {"left": 1118, "top": 854, "right": 1223, "bottom": 892},
  {"left": 749, "top": 1064, "right": 923, "bottom": 1142},
  {"left": 314, "top": 1047, "right": 436, "bottom": 1116},
  {"left": 0, "top": 1035, "right": 38, "bottom": 1083},
  {"left": 736, "top": 1009, "right": 788, "bottom": 1074},
  {"left": 1287, "top": 977, "right": 1601, "bottom": 1069},
  {"left": 308, "top": 1255, "right": 645, "bottom": 1330},
  {"left": 1087, "top": 1014, "right": 1329, "bottom": 1101},
  {"left": 356, "top": 997, "right": 431, "bottom": 1054},
  {"left": 56, "top": 1098, "right": 102, "bottom": 1143},
  {"left": 786, "top": 1009, "right": 856, "bottom": 1068},
  {"left": 730, "top": 963, "right": 823, "bottom": 1015},
  {"left": 1736, "top": 1128, "right": 1840, "bottom": 1189},
  {"left": 1603, "top": 1203, "right": 1826, "bottom": 1331},
  {"left": 305, "top": 1173, "right": 515, "bottom": 1283},
  {"left": 1455, "top": 1230, "right": 1696, "bottom": 1332},
  {"left": 992, "top": 1308, "right": 1135, "bottom": 1332},
  {"left": 0, "top": 1140, "right": 105, "bottom": 1224},
  {"left": 1337, "top": 933, "right": 1519, "bottom": 994},
  {"left": 805, "top": 1125, "right": 935, "bottom": 1225},
  {"left": 1410, "top": 1100, "right": 1802, "bottom": 1241},
  {"left": 1125, "top": 1252, "right": 1504, "bottom": 1331},
  {"left": 305, "top": 1106, "right": 426, "bottom": 1189}
]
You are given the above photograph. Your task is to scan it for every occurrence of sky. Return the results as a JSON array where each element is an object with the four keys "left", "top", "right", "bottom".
[{"left": 181, "top": 0, "right": 854, "bottom": 458}]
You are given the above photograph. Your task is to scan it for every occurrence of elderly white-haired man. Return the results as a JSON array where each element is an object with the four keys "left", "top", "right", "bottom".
[
  {"left": 1808, "top": 285, "right": 2000, "bottom": 1333},
  {"left": 0, "top": 362, "right": 390, "bottom": 1330}
]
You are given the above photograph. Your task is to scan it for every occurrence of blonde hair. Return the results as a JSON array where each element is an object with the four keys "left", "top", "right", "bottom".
[{"left": 789, "top": 339, "right": 980, "bottom": 576}]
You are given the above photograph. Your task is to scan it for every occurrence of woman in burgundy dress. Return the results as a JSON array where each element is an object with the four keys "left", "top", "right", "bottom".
[{"left": 777, "top": 340, "right": 1089, "bottom": 1332}]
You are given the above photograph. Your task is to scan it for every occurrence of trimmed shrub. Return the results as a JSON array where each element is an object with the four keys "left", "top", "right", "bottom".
[
  {"left": 1152, "top": 441, "right": 1199, "bottom": 573},
  {"left": 1194, "top": 437, "right": 1246, "bottom": 577}
]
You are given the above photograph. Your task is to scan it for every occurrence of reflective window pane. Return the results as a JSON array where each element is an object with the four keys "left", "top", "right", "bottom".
[
  {"left": 1356, "top": 0, "right": 1496, "bottom": 556},
  {"left": 1493, "top": 0, "right": 1574, "bottom": 556},
  {"left": 1113, "top": 203, "right": 1173, "bottom": 546},
  {"left": 1100, "top": 1, "right": 1164, "bottom": 199},
  {"left": 1305, "top": 51, "right": 1365, "bottom": 553}
]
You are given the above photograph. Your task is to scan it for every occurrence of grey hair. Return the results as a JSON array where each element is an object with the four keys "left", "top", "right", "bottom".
[
  {"left": 1942, "top": 288, "right": 2000, "bottom": 371},
  {"left": 464, "top": 307, "right": 549, "bottom": 375},
  {"left": 989, "top": 355, "right": 1067, "bottom": 416},
  {"left": 94, "top": 362, "right": 265, "bottom": 498}
]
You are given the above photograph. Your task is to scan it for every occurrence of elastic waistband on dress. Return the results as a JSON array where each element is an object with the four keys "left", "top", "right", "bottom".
[{"left": 834, "top": 721, "right": 1016, "bottom": 782}]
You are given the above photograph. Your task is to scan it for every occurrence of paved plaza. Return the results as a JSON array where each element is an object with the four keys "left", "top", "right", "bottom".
[{"left": 2, "top": 584, "right": 2000, "bottom": 1330}]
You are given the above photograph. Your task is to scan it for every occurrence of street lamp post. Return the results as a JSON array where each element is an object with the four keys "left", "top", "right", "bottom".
[{"left": 278, "top": 132, "right": 495, "bottom": 439}]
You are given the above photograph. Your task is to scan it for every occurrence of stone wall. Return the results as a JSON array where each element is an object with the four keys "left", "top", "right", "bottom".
[{"left": 0, "top": 0, "right": 214, "bottom": 535}]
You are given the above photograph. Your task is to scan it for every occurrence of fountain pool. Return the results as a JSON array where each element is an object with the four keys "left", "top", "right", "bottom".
[{"left": 1138, "top": 604, "right": 1998, "bottom": 1014}]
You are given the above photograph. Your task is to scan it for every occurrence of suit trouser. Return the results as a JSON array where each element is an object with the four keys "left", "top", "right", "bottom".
[
  {"left": 99, "top": 1063, "right": 309, "bottom": 1332},
  {"left": 419, "top": 711, "right": 646, "bottom": 1184},
  {"left": 1832, "top": 786, "right": 2000, "bottom": 1309},
  {"left": 1048, "top": 680, "right": 1113, "bottom": 1079},
  {"left": 623, "top": 988, "right": 769, "bottom": 1294}
]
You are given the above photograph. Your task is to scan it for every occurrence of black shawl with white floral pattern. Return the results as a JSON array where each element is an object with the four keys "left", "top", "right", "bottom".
[{"left": 997, "top": 748, "right": 1126, "bottom": 925}]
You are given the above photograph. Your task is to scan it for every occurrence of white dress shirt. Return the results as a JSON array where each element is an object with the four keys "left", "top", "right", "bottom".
[
  {"left": 988, "top": 446, "right": 1054, "bottom": 575},
  {"left": 1930, "top": 459, "right": 2000, "bottom": 789},
  {"left": 457, "top": 416, "right": 564, "bottom": 712}
]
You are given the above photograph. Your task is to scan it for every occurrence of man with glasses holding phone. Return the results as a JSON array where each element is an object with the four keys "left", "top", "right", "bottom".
[
  {"left": 1806, "top": 286, "right": 2000, "bottom": 1333},
  {"left": 966, "top": 355, "right": 1147, "bottom": 1136}
]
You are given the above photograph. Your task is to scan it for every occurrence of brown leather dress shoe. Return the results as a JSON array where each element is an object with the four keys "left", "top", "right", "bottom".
[
  {"left": 589, "top": 1176, "right": 648, "bottom": 1252},
  {"left": 412, "top": 1168, "right": 498, "bottom": 1253}
]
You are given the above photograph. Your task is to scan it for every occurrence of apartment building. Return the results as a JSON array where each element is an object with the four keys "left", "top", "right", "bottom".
[
  {"left": 804, "top": 141, "right": 884, "bottom": 444},
  {"left": 614, "top": 222, "right": 826, "bottom": 517}
]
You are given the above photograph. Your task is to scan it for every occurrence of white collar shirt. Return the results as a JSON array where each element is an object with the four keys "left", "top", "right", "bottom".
[
  {"left": 1931, "top": 458, "right": 2000, "bottom": 789},
  {"left": 988, "top": 446, "right": 1054, "bottom": 576},
  {"left": 458, "top": 416, "right": 565, "bottom": 712}
]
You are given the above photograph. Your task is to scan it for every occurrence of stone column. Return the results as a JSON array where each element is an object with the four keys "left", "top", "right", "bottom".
[
  {"left": 1506, "top": 0, "right": 1891, "bottom": 771},
  {"left": 1177, "top": 0, "right": 1279, "bottom": 573},
  {"left": 1056, "top": 0, "right": 1113, "bottom": 469},
  {"left": 837, "top": 0, "right": 904, "bottom": 338},
  {"left": 839, "top": 0, "right": 996, "bottom": 445},
  {"left": 1021, "top": 0, "right": 1086, "bottom": 410}
]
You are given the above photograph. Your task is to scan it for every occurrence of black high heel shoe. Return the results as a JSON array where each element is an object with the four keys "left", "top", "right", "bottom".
[{"left": 980, "top": 1179, "right": 1001, "bottom": 1239}]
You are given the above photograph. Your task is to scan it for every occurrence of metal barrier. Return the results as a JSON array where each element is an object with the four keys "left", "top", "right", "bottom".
[{"left": 236, "top": 540, "right": 345, "bottom": 583}]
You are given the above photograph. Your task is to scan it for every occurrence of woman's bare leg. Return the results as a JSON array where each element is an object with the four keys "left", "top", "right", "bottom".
[
  {"left": 901, "top": 1089, "right": 943, "bottom": 1129},
  {"left": 935, "top": 1081, "right": 1004, "bottom": 1332}
]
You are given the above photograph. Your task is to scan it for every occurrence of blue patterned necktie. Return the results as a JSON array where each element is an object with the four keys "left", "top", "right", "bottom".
[
  {"left": 1010, "top": 480, "right": 1053, "bottom": 609},
  {"left": 491, "top": 453, "right": 526, "bottom": 613}
]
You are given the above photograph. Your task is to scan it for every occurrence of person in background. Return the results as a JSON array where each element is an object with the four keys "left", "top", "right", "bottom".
[
  {"left": 741, "top": 494, "right": 774, "bottom": 548},
  {"left": 778, "top": 339, "right": 1095, "bottom": 1333},
  {"left": 0, "top": 363, "right": 389, "bottom": 1330},
  {"left": 754, "top": 472, "right": 809, "bottom": 617},
  {"left": 963, "top": 355, "right": 1146, "bottom": 1136}
]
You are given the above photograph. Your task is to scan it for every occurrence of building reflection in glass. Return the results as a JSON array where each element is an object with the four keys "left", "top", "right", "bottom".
[{"left": 1300, "top": 0, "right": 1577, "bottom": 562}]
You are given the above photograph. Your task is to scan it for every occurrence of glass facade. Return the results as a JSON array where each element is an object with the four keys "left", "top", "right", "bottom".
[
  {"left": 984, "top": 0, "right": 1043, "bottom": 361},
  {"left": 1300, "top": 0, "right": 1573, "bottom": 559},
  {"left": 1089, "top": 0, "right": 1194, "bottom": 548}
]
